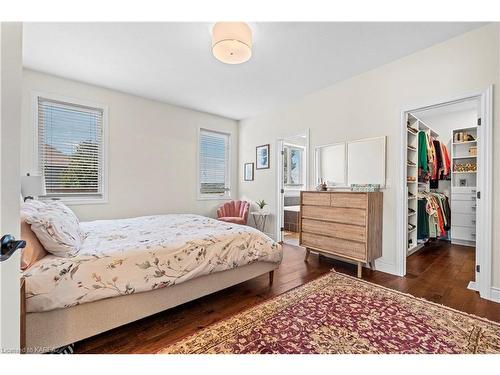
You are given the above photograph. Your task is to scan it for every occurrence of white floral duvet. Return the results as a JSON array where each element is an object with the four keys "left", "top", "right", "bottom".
[{"left": 23, "top": 214, "right": 282, "bottom": 313}]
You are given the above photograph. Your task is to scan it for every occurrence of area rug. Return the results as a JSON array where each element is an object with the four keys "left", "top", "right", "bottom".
[{"left": 159, "top": 271, "right": 500, "bottom": 354}]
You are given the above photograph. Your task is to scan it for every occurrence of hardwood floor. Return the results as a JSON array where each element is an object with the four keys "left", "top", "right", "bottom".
[{"left": 75, "top": 241, "right": 500, "bottom": 354}]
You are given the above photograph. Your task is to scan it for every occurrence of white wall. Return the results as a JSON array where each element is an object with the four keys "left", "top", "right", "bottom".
[
  {"left": 238, "top": 24, "right": 500, "bottom": 286},
  {"left": 21, "top": 69, "right": 239, "bottom": 221}
]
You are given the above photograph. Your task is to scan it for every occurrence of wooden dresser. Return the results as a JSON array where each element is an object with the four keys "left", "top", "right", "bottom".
[{"left": 299, "top": 191, "right": 383, "bottom": 278}]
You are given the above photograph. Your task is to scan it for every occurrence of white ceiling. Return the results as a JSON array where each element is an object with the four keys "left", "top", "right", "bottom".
[{"left": 23, "top": 22, "right": 485, "bottom": 120}]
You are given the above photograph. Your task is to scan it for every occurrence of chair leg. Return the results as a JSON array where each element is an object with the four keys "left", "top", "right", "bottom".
[{"left": 269, "top": 270, "right": 274, "bottom": 285}]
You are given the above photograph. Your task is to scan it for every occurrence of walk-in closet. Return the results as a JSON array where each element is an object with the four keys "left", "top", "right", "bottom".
[{"left": 404, "top": 99, "right": 480, "bottom": 290}]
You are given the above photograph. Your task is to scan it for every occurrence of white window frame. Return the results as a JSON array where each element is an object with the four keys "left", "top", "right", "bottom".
[
  {"left": 283, "top": 143, "right": 305, "bottom": 190},
  {"left": 197, "top": 127, "right": 231, "bottom": 201},
  {"left": 33, "top": 91, "right": 109, "bottom": 205}
]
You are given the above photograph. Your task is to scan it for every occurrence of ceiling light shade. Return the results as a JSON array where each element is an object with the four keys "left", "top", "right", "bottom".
[{"left": 212, "top": 22, "right": 252, "bottom": 64}]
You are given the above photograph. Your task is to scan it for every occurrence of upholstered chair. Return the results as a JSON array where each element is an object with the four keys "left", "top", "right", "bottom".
[{"left": 216, "top": 200, "right": 250, "bottom": 225}]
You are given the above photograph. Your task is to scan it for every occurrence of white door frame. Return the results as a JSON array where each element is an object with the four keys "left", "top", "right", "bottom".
[
  {"left": 275, "top": 129, "right": 310, "bottom": 243},
  {"left": 0, "top": 22, "right": 23, "bottom": 353},
  {"left": 396, "top": 86, "right": 493, "bottom": 301}
]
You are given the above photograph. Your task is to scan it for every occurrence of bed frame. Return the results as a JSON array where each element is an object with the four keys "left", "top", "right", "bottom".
[{"left": 26, "top": 262, "right": 277, "bottom": 352}]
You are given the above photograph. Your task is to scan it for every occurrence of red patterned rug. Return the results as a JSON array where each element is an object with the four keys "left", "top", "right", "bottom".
[{"left": 159, "top": 271, "right": 500, "bottom": 354}]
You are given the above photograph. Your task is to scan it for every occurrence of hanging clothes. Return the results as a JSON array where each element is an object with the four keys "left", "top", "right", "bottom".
[
  {"left": 417, "top": 199, "right": 429, "bottom": 239},
  {"left": 433, "top": 140, "right": 442, "bottom": 180},
  {"left": 440, "top": 142, "right": 451, "bottom": 179},
  {"left": 416, "top": 134, "right": 451, "bottom": 187},
  {"left": 418, "top": 131, "right": 429, "bottom": 179},
  {"left": 417, "top": 191, "right": 451, "bottom": 240}
]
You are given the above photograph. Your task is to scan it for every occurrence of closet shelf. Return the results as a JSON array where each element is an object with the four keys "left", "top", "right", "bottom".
[
  {"left": 453, "top": 155, "right": 476, "bottom": 159},
  {"left": 408, "top": 212, "right": 416, "bottom": 217},
  {"left": 452, "top": 140, "right": 476, "bottom": 145},
  {"left": 453, "top": 171, "right": 477, "bottom": 174}
]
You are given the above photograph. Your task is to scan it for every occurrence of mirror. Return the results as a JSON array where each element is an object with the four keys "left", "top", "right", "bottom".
[
  {"left": 347, "top": 136, "right": 386, "bottom": 186},
  {"left": 315, "top": 142, "right": 346, "bottom": 187},
  {"left": 315, "top": 136, "right": 386, "bottom": 188}
]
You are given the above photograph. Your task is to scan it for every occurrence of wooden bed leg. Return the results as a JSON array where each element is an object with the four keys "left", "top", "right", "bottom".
[
  {"left": 269, "top": 270, "right": 274, "bottom": 285},
  {"left": 304, "top": 248, "right": 311, "bottom": 262},
  {"left": 357, "top": 262, "right": 362, "bottom": 278}
]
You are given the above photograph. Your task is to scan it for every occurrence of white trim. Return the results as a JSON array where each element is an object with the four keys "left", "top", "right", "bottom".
[
  {"left": 396, "top": 86, "right": 493, "bottom": 302},
  {"left": 373, "top": 259, "right": 397, "bottom": 275},
  {"left": 476, "top": 85, "right": 493, "bottom": 300},
  {"left": 275, "top": 129, "right": 310, "bottom": 243},
  {"left": 275, "top": 138, "right": 285, "bottom": 242},
  {"left": 196, "top": 127, "right": 232, "bottom": 201},
  {"left": 31, "top": 91, "right": 109, "bottom": 206},
  {"left": 467, "top": 281, "right": 478, "bottom": 292},
  {"left": 490, "top": 287, "right": 500, "bottom": 303}
]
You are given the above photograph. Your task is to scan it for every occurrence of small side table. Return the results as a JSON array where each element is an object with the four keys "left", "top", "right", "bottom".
[{"left": 251, "top": 211, "right": 269, "bottom": 232}]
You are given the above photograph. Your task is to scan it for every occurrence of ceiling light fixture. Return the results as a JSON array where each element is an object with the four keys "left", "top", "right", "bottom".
[{"left": 212, "top": 22, "right": 252, "bottom": 64}]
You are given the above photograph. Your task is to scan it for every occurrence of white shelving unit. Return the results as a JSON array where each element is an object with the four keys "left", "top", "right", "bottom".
[
  {"left": 406, "top": 114, "right": 419, "bottom": 254},
  {"left": 405, "top": 113, "right": 441, "bottom": 256},
  {"left": 450, "top": 126, "right": 477, "bottom": 247}
]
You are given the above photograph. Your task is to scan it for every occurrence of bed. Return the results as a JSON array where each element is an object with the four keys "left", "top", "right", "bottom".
[{"left": 23, "top": 214, "right": 282, "bottom": 351}]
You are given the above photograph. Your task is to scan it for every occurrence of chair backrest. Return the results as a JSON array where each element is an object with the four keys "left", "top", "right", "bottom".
[{"left": 217, "top": 200, "right": 250, "bottom": 221}]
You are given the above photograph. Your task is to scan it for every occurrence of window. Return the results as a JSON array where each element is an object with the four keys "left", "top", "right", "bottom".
[
  {"left": 283, "top": 144, "right": 304, "bottom": 187},
  {"left": 36, "top": 95, "right": 106, "bottom": 202},
  {"left": 198, "top": 129, "right": 230, "bottom": 199}
]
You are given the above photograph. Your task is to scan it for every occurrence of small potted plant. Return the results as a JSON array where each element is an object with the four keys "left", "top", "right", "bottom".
[{"left": 256, "top": 199, "right": 268, "bottom": 214}]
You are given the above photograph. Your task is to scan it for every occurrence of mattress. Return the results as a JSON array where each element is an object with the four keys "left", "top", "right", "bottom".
[{"left": 23, "top": 214, "right": 282, "bottom": 313}]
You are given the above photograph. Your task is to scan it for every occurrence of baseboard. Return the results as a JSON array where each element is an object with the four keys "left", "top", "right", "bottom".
[
  {"left": 490, "top": 287, "right": 500, "bottom": 303},
  {"left": 373, "top": 260, "right": 397, "bottom": 275},
  {"left": 467, "top": 281, "right": 478, "bottom": 291}
]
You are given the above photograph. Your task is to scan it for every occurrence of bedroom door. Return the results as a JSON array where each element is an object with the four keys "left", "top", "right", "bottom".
[{"left": 0, "top": 22, "right": 23, "bottom": 354}]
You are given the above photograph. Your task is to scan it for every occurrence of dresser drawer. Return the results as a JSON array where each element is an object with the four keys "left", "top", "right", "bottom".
[
  {"left": 301, "top": 218, "right": 366, "bottom": 242},
  {"left": 451, "top": 226, "right": 476, "bottom": 241},
  {"left": 451, "top": 193, "right": 476, "bottom": 202},
  {"left": 331, "top": 193, "right": 367, "bottom": 209},
  {"left": 451, "top": 200, "right": 476, "bottom": 214},
  {"left": 451, "top": 213, "right": 476, "bottom": 228},
  {"left": 452, "top": 187, "right": 477, "bottom": 195},
  {"left": 301, "top": 205, "right": 366, "bottom": 226},
  {"left": 301, "top": 233, "right": 366, "bottom": 261},
  {"left": 301, "top": 192, "right": 330, "bottom": 206}
]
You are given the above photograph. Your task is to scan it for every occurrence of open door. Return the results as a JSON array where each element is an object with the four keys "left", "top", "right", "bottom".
[
  {"left": 276, "top": 139, "right": 285, "bottom": 243},
  {"left": 0, "top": 22, "right": 23, "bottom": 354}
]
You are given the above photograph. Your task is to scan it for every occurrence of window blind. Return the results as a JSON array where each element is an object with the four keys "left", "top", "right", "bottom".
[
  {"left": 37, "top": 97, "right": 104, "bottom": 199},
  {"left": 199, "top": 129, "right": 230, "bottom": 197}
]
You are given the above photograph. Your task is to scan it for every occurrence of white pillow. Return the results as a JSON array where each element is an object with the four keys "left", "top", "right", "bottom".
[
  {"left": 25, "top": 201, "right": 84, "bottom": 257},
  {"left": 20, "top": 199, "right": 47, "bottom": 220}
]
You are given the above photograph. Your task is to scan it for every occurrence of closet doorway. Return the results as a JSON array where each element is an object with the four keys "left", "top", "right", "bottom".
[
  {"left": 398, "top": 88, "right": 493, "bottom": 301},
  {"left": 276, "top": 130, "right": 309, "bottom": 245}
]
